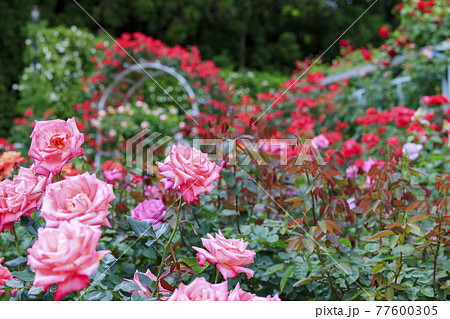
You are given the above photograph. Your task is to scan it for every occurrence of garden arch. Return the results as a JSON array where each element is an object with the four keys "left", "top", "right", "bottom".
[{"left": 93, "top": 60, "right": 207, "bottom": 167}]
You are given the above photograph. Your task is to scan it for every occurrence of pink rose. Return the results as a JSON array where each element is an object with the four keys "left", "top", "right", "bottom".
[
  {"left": 156, "top": 144, "right": 222, "bottom": 204},
  {"left": 27, "top": 220, "right": 110, "bottom": 301},
  {"left": 144, "top": 185, "right": 163, "bottom": 199},
  {"left": 102, "top": 160, "right": 123, "bottom": 182},
  {"left": 0, "top": 167, "right": 49, "bottom": 233},
  {"left": 168, "top": 277, "right": 228, "bottom": 301},
  {"left": 228, "top": 283, "right": 281, "bottom": 301},
  {"left": 193, "top": 230, "right": 256, "bottom": 280},
  {"left": 29, "top": 117, "right": 84, "bottom": 176},
  {"left": 124, "top": 269, "right": 170, "bottom": 299},
  {"left": 40, "top": 172, "right": 115, "bottom": 228},
  {"left": 130, "top": 199, "right": 166, "bottom": 229},
  {"left": 0, "top": 257, "right": 16, "bottom": 297},
  {"left": 158, "top": 178, "right": 173, "bottom": 192},
  {"left": 313, "top": 135, "right": 330, "bottom": 151},
  {"left": 346, "top": 165, "right": 358, "bottom": 179}
]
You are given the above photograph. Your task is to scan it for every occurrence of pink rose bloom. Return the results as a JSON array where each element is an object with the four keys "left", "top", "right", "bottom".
[
  {"left": 402, "top": 143, "right": 423, "bottom": 161},
  {"left": 313, "top": 135, "right": 329, "bottom": 151},
  {"left": 168, "top": 277, "right": 228, "bottom": 301},
  {"left": 144, "top": 185, "right": 162, "bottom": 199},
  {"left": 193, "top": 230, "right": 256, "bottom": 280},
  {"left": 40, "top": 172, "right": 115, "bottom": 228},
  {"left": 28, "top": 117, "right": 84, "bottom": 176},
  {"left": 102, "top": 160, "right": 123, "bottom": 182},
  {"left": 27, "top": 220, "right": 110, "bottom": 301},
  {"left": 160, "top": 178, "right": 174, "bottom": 190},
  {"left": 156, "top": 144, "right": 222, "bottom": 205},
  {"left": 130, "top": 199, "right": 166, "bottom": 229},
  {"left": 124, "top": 269, "right": 170, "bottom": 299},
  {"left": 0, "top": 257, "right": 17, "bottom": 297},
  {"left": 0, "top": 167, "right": 49, "bottom": 233},
  {"left": 228, "top": 283, "right": 281, "bottom": 301},
  {"left": 346, "top": 165, "right": 358, "bottom": 179}
]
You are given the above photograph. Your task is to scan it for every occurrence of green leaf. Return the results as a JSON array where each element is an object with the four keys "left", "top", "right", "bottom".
[
  {"left": 398, "top": 244, "right": 415, "bottom": 257},
  {"left": 293, "top": 262, "right": 309, "bottom": 280},
  {"left": 385, "top": 287, "right": 394, "bottom": 301},
  {"left": 5, "top": 279, "right": 23, "bottom": 289},
  {"left": 179, "top": 257, "right": 207, "bottom": 274},
  {"left": 280, "top": 267, "right": 293, "bottom": 293},
  {"left": 370, "top": 263, "right": 384, "bottom": 274},
  {"left": 339, "top": 238, "right": 351, "bottom": 248},
  {"left": 5, "top": 256, "right": 27, "bottom": 267},
  {"left": 293, "top": 276, "right": 326, "bottom": 287},
  {"left": 420, "top": 286, "right": 434, "bottom": 297},
  {"left": 303, "top": 237, "right": 314, "bottom": 253},
  {"left": 137, "top": 272, "right": 153, "bottom": 289},
  {"left": 11, "top": 270, "right": 34, "bottom": 282},
  {"left": 114, "top": 281, "right": 139, "bottom": 293},
  {"left": 20, "top": 216, "right": 42, "bottom": 236},
  {"left": 263, "top": 264, "right": 284, "bottom": 276},
  {"left": 266, "top": 234, "right": 279, "bottom": 243},
  {"left": 338, "top": 262, "right": 353, "bottom": 275},
  {"left": 126, "top": 216, "right": 156, "bottom": 237},
  {"left": 155, "top": 224, "right": 170, "bottom": 239},
  {"left": 389, "top": 235, "right": 399, "bottom": 249},
  {"left": 221, "top": 169, "right": 236, "bottom": 187},
  {"left": 230, "top": 183, "right": 242, "bottom": 196}
]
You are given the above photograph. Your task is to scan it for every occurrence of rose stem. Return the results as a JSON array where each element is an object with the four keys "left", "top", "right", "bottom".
[{"left": 151, "top": 196, "right": 183, "bottom": 298}]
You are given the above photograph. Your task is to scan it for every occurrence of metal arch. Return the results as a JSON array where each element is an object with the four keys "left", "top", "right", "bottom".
[
  {"left": 94, "top": 60, "right": 201, "bottom": 167},
  {"left": 96, "top": 60, "right": 199, "bottom": 115}
]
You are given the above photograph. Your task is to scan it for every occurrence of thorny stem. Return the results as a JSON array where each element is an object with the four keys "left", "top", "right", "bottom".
[{"left": 151, "top": 197, "right": 183, "bottom": 298}]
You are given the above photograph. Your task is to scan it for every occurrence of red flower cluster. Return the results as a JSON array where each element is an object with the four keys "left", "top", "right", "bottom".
[{"left": 421, "top": 94, "right": 450, "bottom": 106}]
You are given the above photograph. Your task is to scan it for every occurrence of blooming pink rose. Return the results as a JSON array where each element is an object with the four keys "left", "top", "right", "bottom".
[
  {"left": 0, "top": 257, "right": 16, "bottom": 297},
  {"left": 168, "top": 277, "right": 228, "bottom": 301},
  {"left": 313, "top": 135, "right": 329, "bottom": 151},
  {"left": 130, "top": 199, "right": 166, "bottom": 229},
  {"left": 156, "top": 144, "right": 222, "bottom": 204},
  {"left": 346, "top": 165, "right": 358, "bottom": 179},
  {"left": 144, "top": 185, "right": 163, "bottom": 199},
  {"left": 28, "top": 117, "right": 84, "bottom": 176},
  {"left": 124, "top": 269, "right": 170, "bottom": 299},
  {"left": 102, "top": 160, "right": 123, "bottom": 182},
  {"left": 228, "top": 283, "right": 281, "bottom": 301},
  {"left": 193, "top": 230, "right": 256, "bottom": 280},
  {"left": 27, "top": 220, "right": 110, "bottom": 301},
  {"left": 0, "top": 167, "right": 49, "bottom": 233},
  {"left": 40, "top": 172, "right": 116, "bottom": 228},
  {"left": 158, "top": 178, "right": 173, "bottom": 192}
]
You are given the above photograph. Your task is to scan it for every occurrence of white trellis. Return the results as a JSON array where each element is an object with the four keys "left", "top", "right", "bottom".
[{"left": 94, "top": 59, "right": 206, "bottom": 167}]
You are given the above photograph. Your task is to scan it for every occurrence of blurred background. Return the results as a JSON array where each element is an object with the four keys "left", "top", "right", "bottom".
[{"left": 0, "top": 0, "right": 399, "bottom": 137}]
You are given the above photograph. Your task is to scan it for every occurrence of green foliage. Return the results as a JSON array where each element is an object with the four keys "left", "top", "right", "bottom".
[{"left": 16, "top": 24, "right": 100, "bottom": 121}]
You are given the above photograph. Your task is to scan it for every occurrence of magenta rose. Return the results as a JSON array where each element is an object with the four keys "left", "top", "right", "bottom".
[
  {"left": 156, "top": 144, "right": 222, "bottom": 204},
  {"left": 40, "top": 172, "right": 115, "bottom": 228},
  {"left": 27, "top": 220, "right": 110, "bottom": 301},
  {"left": 193, "top": 230, "right": 256, "bottom": 280},
  {"left": 168, "top": 277, "right": 228, "bottom": 301},
  {"left": 130, "top": 199, "right": 166, "bottom": 229},
  {"left": 124, "top": 269, "right": 170, "bottom": 299},
  {"left": 28, "top": 117, "right": 84, "bottom": 176},
  {"left": 0, "top": 166, "right": 49, "bottom": 233},
  {"left": 228, "top": 283, "right": 281, "bottom": 301}
]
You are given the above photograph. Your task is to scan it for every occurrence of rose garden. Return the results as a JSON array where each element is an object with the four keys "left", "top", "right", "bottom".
[{"left": 0, "top": 0, "right": 449, "bottom": 302}]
